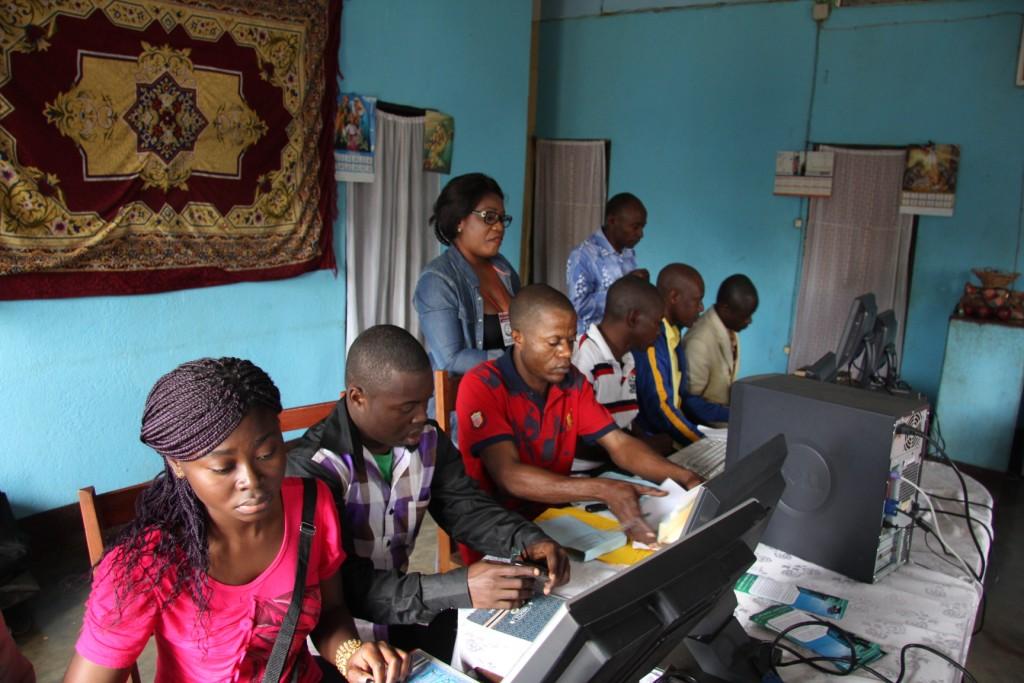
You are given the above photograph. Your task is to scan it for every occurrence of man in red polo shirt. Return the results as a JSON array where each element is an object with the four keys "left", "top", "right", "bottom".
[{"left": 456, "top": 284, "right": 703, "bottom": 550}]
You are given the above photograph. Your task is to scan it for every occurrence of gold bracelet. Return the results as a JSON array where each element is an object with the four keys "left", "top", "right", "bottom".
[{"left": 334, "top": 638, "right": 363, "bottom": 675}]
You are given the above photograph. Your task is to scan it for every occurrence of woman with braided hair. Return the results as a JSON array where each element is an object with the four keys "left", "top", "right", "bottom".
[{"left": 64, "top": 358, "right": 411, "bottom": 683}]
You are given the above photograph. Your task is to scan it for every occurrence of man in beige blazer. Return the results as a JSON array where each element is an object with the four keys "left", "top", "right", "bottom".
[{"left": 683, "top": 274, "right": 759, "bottom": 410}]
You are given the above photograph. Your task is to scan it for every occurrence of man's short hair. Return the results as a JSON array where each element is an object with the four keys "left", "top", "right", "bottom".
[
  {"left": 604, "top": 276, "right": 663, "bottom": 322},
  {"left": 717, "top": 274, "right": 758, "bottom": 308},
  {"left": 509, "top": 284, "right": 576, "bottom": 332},
  {"left": 656, "top": 263, "right": 703, "bottom": 297},
  {"left": 345, "top": 324, "right": 431, "bottom": 387},
  {"left": 605, "top": 192, "right": 643, "bottom": 219}
]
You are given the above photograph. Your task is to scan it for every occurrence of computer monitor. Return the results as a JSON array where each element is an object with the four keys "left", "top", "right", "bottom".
[
  {"left": 860, "top": 309, "right": 898, "bottom": 386},
  {"left": 834, "top": 293, "right": 877, "bottom": 379},
  {"left": 504, "top": 500, "right": 771, "bottom": 683},
  {"left": 801, "top": 293, "right": 877, "bottom": 383},
  {"left": 687, "top": 433, "right": 789, "bottom": 539}
]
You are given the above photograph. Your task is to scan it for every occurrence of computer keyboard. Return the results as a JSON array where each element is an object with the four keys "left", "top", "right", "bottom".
[{"left": 670, "top": 438, "right": 726, "bottom": 480}]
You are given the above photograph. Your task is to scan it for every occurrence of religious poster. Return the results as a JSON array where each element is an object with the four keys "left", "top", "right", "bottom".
[
  {"left": 0, "top": 0, "right": 340, "bottom": 300},
  {"left": 334, "top": 93, "right": 376, "bottom": 183},
  {"left": 423, "top": 110, "right": 454, "bottom": 174},
  {"left": 899, "top": 144, "right": 960, "bottom": 217}
]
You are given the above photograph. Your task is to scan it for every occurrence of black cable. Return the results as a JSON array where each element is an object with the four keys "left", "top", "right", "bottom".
[
  {"left": 897, "top": 426, "right": 987, "bottom": 581},
  {"left": 897, "top": 643, "right": 979, "bottom": 683},
  {"left": 928, "top": 493, "right": 993, "bottom": 511},
  {"left": 765, "top": 614, "right": 979, "bottom": 683},
  {"left": 768, "top": 618, "right": 860, "bottom": 678},
  {"left": 933, "top": 509, "right": 994, "bottom": 546},
  {"left": 900, "top": 509, "right": 988, "bottom": 635}
]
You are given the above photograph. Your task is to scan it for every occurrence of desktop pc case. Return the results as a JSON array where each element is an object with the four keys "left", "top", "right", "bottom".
[{"left": 727, "top": 374, "right": 929, "bottom": 583}]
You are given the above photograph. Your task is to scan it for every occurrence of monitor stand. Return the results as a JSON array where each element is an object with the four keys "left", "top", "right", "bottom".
[{"left": 658, "top": 595, "right": 779, "bottom": 683}]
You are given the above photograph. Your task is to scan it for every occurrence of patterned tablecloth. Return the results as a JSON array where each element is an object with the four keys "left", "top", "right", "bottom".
[{"left": 454, "top": 460, "right": 991, "bottom": 682}]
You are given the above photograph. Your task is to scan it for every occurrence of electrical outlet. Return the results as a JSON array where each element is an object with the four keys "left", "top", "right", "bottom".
[
  {"left": 812, "top": 2, "right": 830, "bottom": 21},
  {"left": 793, "top": 217, "right": 804, "bottom": 229}
]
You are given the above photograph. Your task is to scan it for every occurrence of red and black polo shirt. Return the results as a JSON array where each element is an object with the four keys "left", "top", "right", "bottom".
[{"left": 455, "top": 350, "right": 617, "bottom": 518}]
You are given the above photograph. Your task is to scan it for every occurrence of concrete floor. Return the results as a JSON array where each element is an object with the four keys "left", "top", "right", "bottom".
[{"left": 10, "top": 478, "right": 1023, "bottom": 682}]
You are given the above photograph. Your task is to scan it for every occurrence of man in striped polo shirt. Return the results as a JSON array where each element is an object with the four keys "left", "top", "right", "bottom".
[{"left": 572, "top": 277, "right": 676, "bottom": 470}]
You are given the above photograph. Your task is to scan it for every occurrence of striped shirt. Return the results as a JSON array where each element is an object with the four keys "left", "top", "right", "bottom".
[
  {"left": 572, "top": 323, "right": 639, "bottom": 430},
  {"left": 311, "top": 428, "right": 438, "bottom": 573}
]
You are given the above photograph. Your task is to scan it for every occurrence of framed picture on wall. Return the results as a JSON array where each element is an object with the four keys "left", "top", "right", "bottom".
[{"left": 1018, "top": 26, "right": 1024, "bottom": 86}]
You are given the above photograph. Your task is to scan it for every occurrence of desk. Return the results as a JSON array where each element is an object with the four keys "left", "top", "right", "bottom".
[{"left": 453, "top": 461, "right": 991, "bottom": 682}]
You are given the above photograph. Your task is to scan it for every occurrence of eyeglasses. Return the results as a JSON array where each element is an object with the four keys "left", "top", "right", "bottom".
[{"left": 469, "top": 210, "right": 514, "bottom": 228}]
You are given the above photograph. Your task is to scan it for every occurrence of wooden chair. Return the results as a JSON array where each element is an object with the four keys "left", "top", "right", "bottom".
[
  {"left": 78, "top": 482, "right": 150, "bottom": 683},
  {"left": 280, "top": 399, "right": 338, "bottom": 434},
  {"left": 434, "top": 370, "right": 462, "bottom": 573}
]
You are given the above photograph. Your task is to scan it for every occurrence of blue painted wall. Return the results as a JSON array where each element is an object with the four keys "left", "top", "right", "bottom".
[
  {"left": 0, "top": 0, "right": 532, "bottom": 517},
  {"left": 536, "top": 0, "right": 1024, "bottom": 399},
  {"left": 339, "top": 0, "right": 532, "bottom": 269}
]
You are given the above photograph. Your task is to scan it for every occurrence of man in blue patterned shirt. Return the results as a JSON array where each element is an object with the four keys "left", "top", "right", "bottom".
[{"left": 566, "top": 193, "right": 650, "bottom": 335}]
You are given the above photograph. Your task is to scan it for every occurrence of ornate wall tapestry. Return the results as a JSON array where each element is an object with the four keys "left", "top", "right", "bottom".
[{"left": 0, "top": 0, "right": 341, "bottom": 299}]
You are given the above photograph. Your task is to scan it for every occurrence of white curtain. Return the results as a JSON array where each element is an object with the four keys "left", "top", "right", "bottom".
[
  {"left": 788, "top": 146, "right": 914, "bottom": 373},
  {"left": 532, "top": 139, "right": 607, "bottom": 292},
  {"left": 346, "top": 111, "right": 440, "bottom": 347}
]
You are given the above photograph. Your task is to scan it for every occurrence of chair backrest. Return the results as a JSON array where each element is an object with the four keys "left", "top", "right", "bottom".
[
  {"left": 279, "top": 399, "right": 338, "bottom": 433},
  {"left": 78, "top": 482, "right": 150, "bottom": 683},
  {"left": 434, "top": 370, "right": 460, "bottom": 434},
  {"left": 78, "top": 482, "right": 151, "bottom": 568},
  {"left": 433, "top": 370, "right": 462, "bottom": 573}
]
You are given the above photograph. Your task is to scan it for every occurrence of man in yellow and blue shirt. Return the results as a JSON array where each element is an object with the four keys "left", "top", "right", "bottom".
[{"left": 634, "top": 263, "right": 730, "bottom": 447}]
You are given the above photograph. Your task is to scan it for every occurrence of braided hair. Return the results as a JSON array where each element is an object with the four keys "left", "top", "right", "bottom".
[
  {"left": 104, "top": 358, "right": 282, "bottom": 622},
  {"left": 429, "top": 172, "right": 504, "bottom": 246}
]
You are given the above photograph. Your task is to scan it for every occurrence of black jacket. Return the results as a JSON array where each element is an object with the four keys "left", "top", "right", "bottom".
[{"left": 286, "top": 398, "right": 549, "bottom": 625}]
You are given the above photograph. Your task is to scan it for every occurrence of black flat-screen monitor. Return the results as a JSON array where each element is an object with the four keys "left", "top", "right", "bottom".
[
  {"left": 801, "top": 293, "right": 877, "bottom": 383},
  {"left": 503, "top": 500, "right": 772, "bottom": 683},
  {"left": 835, "top": 293, "right": 877, "bottom": 378},
  {"left": 688, "top": 433, "right": 788, "bottom": 539},
  {"left": 860, "top": 309, "right": 899, "bottom": 386}
]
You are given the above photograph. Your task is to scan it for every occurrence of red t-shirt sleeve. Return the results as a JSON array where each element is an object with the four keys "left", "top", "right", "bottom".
[
  {"left": 456, "top": 364, "right": 516, "bottom": 458},
  {"left": 75, "top": 547, "right": 162, "bottom": 669},
  {"left": 314, "top": 479, "right": 345, "bottom": 581},
  {"left": 576, "top": 374, "right": 618, "bottom": 443}
]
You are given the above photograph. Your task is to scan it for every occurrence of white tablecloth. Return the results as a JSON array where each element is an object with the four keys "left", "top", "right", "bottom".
[{"left": 454, "top": 460, "right": 992, "bottom": 682}]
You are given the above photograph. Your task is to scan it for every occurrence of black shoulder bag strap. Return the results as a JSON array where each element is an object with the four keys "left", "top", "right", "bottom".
[{"left": 262, "top": 478, "right": 318, "bottom": 683}]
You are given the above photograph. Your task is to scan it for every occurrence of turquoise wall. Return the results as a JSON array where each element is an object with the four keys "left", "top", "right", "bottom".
[
  {"left": 340, "top": 0, "right": 532, "bottom": 269},
  {"left": 537, "top": 0, "right": 1024, "bottom": 399},
  {"left": 0, "top": 0, "right": 532, "bottom": 517}
]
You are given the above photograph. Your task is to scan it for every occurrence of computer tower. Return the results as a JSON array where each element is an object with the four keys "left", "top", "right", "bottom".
[{"left": 727, "top": 374, "right": 929, "bottom": 583}]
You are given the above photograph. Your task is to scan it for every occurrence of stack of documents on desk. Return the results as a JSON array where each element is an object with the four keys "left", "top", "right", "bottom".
[{"left": 597, "top": 472, "right": 706, "bottom": 547}]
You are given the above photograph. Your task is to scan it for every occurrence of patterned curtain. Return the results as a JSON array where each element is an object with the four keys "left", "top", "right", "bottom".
[{"left": 531, "top": 139, "right": 607, "bottom": 293}]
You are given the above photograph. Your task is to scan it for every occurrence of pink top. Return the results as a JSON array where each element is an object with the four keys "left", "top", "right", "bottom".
[{"left": 76, "top": 478, "right": 345, "bottom": 682}]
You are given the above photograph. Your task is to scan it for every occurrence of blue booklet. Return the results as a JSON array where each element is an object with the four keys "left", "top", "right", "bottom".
[
  {"left": 466, "top": 594, "right": 566, "bottom": 642},
  {"left": 408, "top": 649, "right": 475, "bottom": 682},
  {"left": 536, "top": 514, "right": 626, "bottom": 562}
]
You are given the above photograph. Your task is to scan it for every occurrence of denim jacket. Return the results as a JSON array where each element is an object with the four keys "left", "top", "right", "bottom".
[{"left": 414, "top": 247, "right": 521, "bottom": 375}]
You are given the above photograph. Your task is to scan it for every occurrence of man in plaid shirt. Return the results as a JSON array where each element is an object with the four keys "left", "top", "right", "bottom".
[{"left": 288, "top": 325, "right": 568, "bottom": 660}]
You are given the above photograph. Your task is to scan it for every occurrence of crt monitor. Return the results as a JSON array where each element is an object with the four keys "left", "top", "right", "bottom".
[{"left": 504, "top": 500, "right": 770, "bottom": 683}]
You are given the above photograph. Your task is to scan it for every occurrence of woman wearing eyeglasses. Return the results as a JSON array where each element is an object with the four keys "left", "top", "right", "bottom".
[{"left": 414, "top": 173, "right": 520, "bottom": 376}]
